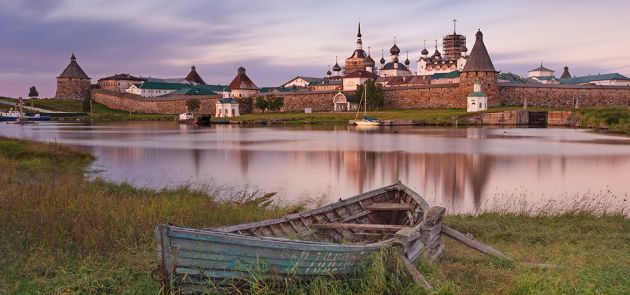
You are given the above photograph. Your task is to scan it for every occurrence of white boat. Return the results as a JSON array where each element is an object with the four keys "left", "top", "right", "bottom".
[
  {"left": 353, "top": 82, "right": 382, "bottom": 127},
  {"left": 355, "top": 116, "right": 382, "bottom": 127},
  {"left": 0, "top": 108, "right": 49, "bottom": 122},
  {"left": 177, "top": 112, "right": 195, "bottom": 124},
  {"left": 0, "top": 109, "right": 21, "bottom": 119}
]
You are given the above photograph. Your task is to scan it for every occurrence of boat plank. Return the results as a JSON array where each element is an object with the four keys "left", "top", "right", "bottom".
[
  {"left": 441, "top": 225, "right": 511, "bottom": 260},
  {"left": 312, "top": 223, "right": 406, "bottom": 232},
  {"left": 174, "top": 248, "right": 368, "bottom": 264},
  {"left": 365, "top": 203, "right": 416, "bottom": 211},
  {"left": 167, "top": 229, "right": 391, "bottom": 252},
  {"left": 173, "top": 257, "right": 357, "bottom": 275}
]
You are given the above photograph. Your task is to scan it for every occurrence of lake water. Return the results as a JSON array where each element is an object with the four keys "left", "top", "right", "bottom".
[{"left": 2, "top": 121, "right": 629, "bottom": 214}]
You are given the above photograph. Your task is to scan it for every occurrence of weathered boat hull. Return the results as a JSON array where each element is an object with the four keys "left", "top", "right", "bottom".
[
  {"left": 154, "top": 182, "right": 442, "bottom": 293},
  {"left": 155, "top": 225, "right": 393, "bottom": 290}
]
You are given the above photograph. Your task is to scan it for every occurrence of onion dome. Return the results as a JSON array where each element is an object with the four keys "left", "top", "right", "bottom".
[
  {"left": 327, "top": 69, "right": 332, "bottom": 76},
  {"left": 237, "top": 66, "right": 246, "bottom": 75},
  {"left": 332, "top": 62, "right": 341, "bottom": 72},
  {"left": 432, "top": 49, "right": 442, "bottom": 60},
  {"left": 365, "top": 55, "right": 375, "bottom": 67},
  {"left": 390, "top": 43, "right": 400, "bottom": 55},
  {"left": 421, "top": 48, "right": 429, "bottom": 55},
  {"left": 332, "top": 56, "right": 341, "bottom": 72},
  {"left": 404, "top": 58, "right": 410, "bottom": 66},
  {"left": 380, "top": 49, "right": 385, "bottom": 64}
]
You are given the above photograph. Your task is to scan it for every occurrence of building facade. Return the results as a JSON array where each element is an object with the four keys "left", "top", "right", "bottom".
[
  {"left": 467, "top": 80, "right": 488, "bottom": 112},
  {"left": 527, "top": 64, "right": 559, "bottom": 84},
  {"left": 216, "top": 98, "right": 240, "bottom": 117},
  {"left": 98, "top": 73, "right": 145, "bottom": 93}
]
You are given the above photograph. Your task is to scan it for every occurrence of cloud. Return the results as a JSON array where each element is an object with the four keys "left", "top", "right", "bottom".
[{"left": 1, "top": 0, "right": 630, "bottom": 98}]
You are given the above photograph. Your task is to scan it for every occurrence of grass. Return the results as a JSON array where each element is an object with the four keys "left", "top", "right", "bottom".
[
  {"left": 0, "top": 97, "right": 176, "bottom": 121},
  {"left": 224, "top": 108, "right": 477, "bottom": 125},
  {"left": 89, "top": 101, "right": 176, "bottom": 121},
  {"left": 1, "top": 139, "right": 629, "bottom": 293},
  {"left": 576, "top": 107, "right": 630, "bottom": 135}
]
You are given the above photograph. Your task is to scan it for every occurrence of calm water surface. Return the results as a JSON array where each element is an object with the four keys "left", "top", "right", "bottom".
[{"left": 2, "top": 121, "right": 629, "bottom": 214}]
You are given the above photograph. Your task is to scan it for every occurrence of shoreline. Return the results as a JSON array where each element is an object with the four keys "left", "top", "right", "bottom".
[
  {"left": 2, "top": 97, "right": 628, "bottom": 134},
  {"left": 0, "top": 137, "right": 628, "bottom": 294}
]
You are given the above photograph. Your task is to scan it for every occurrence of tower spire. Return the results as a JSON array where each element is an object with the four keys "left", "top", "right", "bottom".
[
  {"left": 355, "top": 22, "right": 363, "bottom": 50},
  {"left": 453, "top": 19, "right": 458, "bottom": 34}
]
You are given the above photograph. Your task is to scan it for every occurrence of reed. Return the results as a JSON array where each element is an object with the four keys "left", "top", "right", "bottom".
[
  {"left": 0, "top": 137, "right": 628, "bottom": 294},
  {"left": 576, "top": 107, "right": 630, "bottom": 135}
]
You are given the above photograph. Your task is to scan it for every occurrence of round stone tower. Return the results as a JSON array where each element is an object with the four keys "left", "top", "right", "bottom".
[
  {"left": 55, "top": 53, "right": 91, "bottom": 100},
  {"left": 459, "top": 30, "right": 499, "bottom": 107}
]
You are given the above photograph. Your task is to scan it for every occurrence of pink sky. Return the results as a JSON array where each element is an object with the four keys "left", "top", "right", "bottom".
[{"left": 1, "top": 0, "right": 629, "bottom": 98}]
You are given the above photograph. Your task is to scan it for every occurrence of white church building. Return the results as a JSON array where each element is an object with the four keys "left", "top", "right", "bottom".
[{"left": 467, "top": 80, "right": 488, "bottom": 112}]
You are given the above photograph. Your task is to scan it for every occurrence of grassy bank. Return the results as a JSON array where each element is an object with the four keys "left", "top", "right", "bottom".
[
  {"left": 1, "top": 137, "right": 628, "bottom": 294},
  {"left": 576, "top": 107, "right": 630, "bottom": 135},
  {"left": 226, "top": 109, "right": 477, "bottom": 125},
  {"left": 0, "top": 98, "right": 175, "bottom": 121}
]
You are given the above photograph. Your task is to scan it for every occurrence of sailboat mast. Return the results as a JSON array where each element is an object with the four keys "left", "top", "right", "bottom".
[{"left": 363, "top": 82, "right": 367, "bottom": 117}]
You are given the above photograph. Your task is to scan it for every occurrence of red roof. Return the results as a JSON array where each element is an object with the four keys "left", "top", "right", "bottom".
[
  {"left": 343, "top": 70, "right": 378, "bottom": 79},
  {"left": 185, "top": 65, "right": 206, "bottom": 85},
  {"left": 228, "top": 67, "right": 258, "bottom": 90}
]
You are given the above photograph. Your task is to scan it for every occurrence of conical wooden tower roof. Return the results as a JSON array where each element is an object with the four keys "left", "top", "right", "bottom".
[
  {"left": 228, "top": 66, "right": 258, "bottom": 90},
  {"left": 58, "top": 53, "right": 90, "bottom": 79},
  {"left": 462, "top": 30, "right": 496, "bottom": 72},
  {"left": 185, "top": 65, "right": 206, "bottom": 85}
]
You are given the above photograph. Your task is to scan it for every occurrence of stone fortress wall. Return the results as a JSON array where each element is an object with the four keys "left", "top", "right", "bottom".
[
  {"left": 499, "top": 84, "right": 630, "bottom": 108},
  {"left": 92, "top": 83, "right": 630, "bottom": 115},
  {"left": 275, "top": 83, "right": 630, "bottom": 112},
  {"left": 91, "top": 90, "right": 219, "bottom": 114}
]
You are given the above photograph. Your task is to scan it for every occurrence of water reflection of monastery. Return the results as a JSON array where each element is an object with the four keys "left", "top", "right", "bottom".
[{"left": 57, "top": 124, "right": 630, "bottom": 215}]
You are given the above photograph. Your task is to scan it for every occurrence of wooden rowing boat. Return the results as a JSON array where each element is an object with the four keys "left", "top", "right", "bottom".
[{"left": 154, "top": 182, "right": 446, "bottom": 293}]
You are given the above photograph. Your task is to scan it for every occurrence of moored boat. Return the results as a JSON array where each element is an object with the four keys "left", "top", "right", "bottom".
[
  {"left": 352, "top": 82, "right": 382, "bottom": 127},
  {"left": 177, "top": 112, "right": 211, "bottom": 125},
  {"left": 154, "top": 182, "right": 447, "bottom": 293},
  {"left": 0, "top": 109, "right": 50, "bottom": 122}
]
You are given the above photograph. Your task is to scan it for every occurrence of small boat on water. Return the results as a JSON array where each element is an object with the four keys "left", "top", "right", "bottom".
[
  {"left": 154, "top": 182, "right": 447, "bottom": 293},
  {"left": 0, "top": 109, "right": 50, "bottom": 122},
  {"left": 353, "top": 82, "right": 382, "bottom": 127},
  {"left": 177, "top": 112, "right": 211, "bottom": 126}
]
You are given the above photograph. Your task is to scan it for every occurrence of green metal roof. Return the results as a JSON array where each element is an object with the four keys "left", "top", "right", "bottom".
[
  {"left": 218, "top": 98, "right": 239, "bottom": 104},
  {"left": 560, "top": 73, "right": 630, "bottom": 85},
  {"left": 431, "top": 70, "right": 460, "bottom": 80},
  {"left": 171, "top": 87, "right": 217, "bottom": 95},
  {"left": 533, "top": 76, "right": 556, "bottom": 81},
  {"left": 468, "top": 91, "right": 487, "bottom": 97},
  {"left": 135, "top": 82, "right": 193, "bottom": 90},
  {"left": 198, "top": 84, "right": 229, "bottom": 92},
  {"left": 259, "top": 87, "right": 277, "bottom": 93},
  {"left": 498, "top": 72, "right": 529, "bottom": 84}
]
